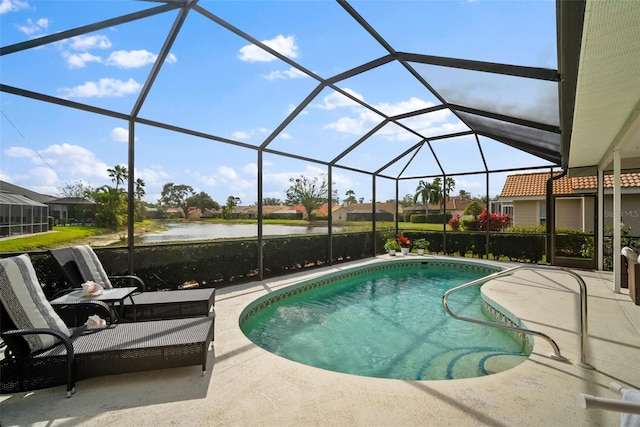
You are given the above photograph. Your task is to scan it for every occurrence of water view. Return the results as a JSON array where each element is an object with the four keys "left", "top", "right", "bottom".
[{"left": 140, "top": 223, "right": 339, "bottom": 243}]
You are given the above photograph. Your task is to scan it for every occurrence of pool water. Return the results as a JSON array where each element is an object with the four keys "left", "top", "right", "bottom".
[{"left": 241, "top": 262, "right": 530, "bottom": 380}]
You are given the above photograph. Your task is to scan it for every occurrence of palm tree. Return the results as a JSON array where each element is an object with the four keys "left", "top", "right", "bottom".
[
  {"left": 413, "top": 180, "right": 441, "bottom": 214},
  {"left": 134, "top": 178, "right": 146, "bottom": 200},
  {"left": 107, "top": 165, "right": 128, "bottom": 191}
]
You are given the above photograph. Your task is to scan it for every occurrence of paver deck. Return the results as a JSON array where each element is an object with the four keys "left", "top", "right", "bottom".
[{"left": 1, "top": 256, "right": 638, "bottom": 426}]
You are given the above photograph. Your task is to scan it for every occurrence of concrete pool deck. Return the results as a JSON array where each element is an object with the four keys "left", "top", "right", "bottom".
[{"left": 1, "top": 256, "right": 639, "bottom": 426}]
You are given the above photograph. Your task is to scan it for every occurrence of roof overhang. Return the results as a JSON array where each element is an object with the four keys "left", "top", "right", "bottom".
[{"left": 561, "top": 0, "right": 640, "bottom": 173}]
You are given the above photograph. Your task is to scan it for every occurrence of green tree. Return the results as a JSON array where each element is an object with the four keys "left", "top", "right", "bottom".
[
  {"left": 285, "top": 174, "right": 329, "bottom": 221},
  {"left": 413, "top": 179, "right": 441, "bottom": 213},
  {"left": 263, "top": 197, "right": 282, "bottom": 205},
  {"left": 399, "top": 193, "right": 414, "bottom": 207},
  {"left": 463, "top": 200, "right": 484, "bottom": 220},
  {"left": 158, "top": 183, "right": 194, "bottom": 218},
  {"left": 458, "top": 189, "right": 471, "bottom": 199},
  {"left": 107, "top": 165, "right": 128, "bottom": 191},
  {"left": 58, "top": 180, "right": 93, "bottom": 198},
  {"left": 134, "top": 178, "right": 146, "bottom": 200},
  {"left": 224, "top": 196, "right": 241, "bottom": 219},
  {"left": 188, "top": 191, "right": 220, "bottom": 214},
  {"left": 89, "top": 185, "right": 127, "bottom": 229},
  {"left": 432, "top": 177, "right": 455, "bottom": 206},
  {"left": 132, "top": 178, "right": 146, "bottom": 222},
  {"left": 344, "top": 189, "right": 357, "bottom": 205}
]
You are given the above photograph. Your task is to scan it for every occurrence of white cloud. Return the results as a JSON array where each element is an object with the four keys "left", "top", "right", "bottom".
[
  {"left": 17, "top": 17, "right": 48, "bottom": 36},
  {"left": 106, "top": 49, "right": 158, "bottom": 69},
  {"left": 69, "top": 34, "right": 112, "bottom": 50},
  {"left": 261, "top": 67, "right": 308, "bottom": 81},
  {"left": 238, "top": 34, "right": 298, "bottom": 62},
  {"left": 165, "top": 53, "right": 178, "bottom": 64},
  {"left": 324, "top": 116, "right": 368, "bottom": 135},
  {"left": 111, "top": 127, "right": 135, "bottom": 142},
  {"left": 216, "top": 165, "right": 239, "bottom": 181},
  {"left": 232, "top": 127, "right": 269, "bottom": 141},
  {"left": 62, "top": 51, "right": 102, "bottom": 68},
  {"left": 58, "top": 78, "right": 141, "bottom": 98},
  {"left": 5, "top": 144, "right": 110, "bottom": 191},
  {"left": 135, "top": 166, "right": 171, "bottom": 189},
  {"left": 373, "top": 97, "right": 434, "bottom": 117},
  {"left": 314, "top": 89, "right": 363, "bottom": 110},
  {"left": 243, "top": 163, "right": 257, "bottom": 176},
  {"left": 232, "top": 130, "right": 251, "bottom": 140},
  {"left": 0, "top": 0, "right": 29, "bottom": 15},
  {"left": 4, "top": 145, "right": 38, "bottom": 160}
]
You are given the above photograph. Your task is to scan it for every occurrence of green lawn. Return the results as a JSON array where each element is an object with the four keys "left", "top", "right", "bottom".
[
  {"left": 0, "top": 226, "right": 108, "bottom": 253},
  {"left": 0, "top": 220, "right": 162, "bottom": 253}
]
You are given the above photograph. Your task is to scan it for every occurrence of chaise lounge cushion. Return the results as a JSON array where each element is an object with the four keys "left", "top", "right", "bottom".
[
  {"left": 70, "top": 245, "right": 113, "bottom": 289},
  {"left": 0, "top": 254, "right": 71, "bottom": 355}
]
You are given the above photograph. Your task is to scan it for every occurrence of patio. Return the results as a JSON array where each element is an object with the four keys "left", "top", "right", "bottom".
[
  {"left": 1, "top": 0, "right": 639, "bottom": 425},
  {"left": 1, "top": 256, "right": 638, "bottom": 426}
]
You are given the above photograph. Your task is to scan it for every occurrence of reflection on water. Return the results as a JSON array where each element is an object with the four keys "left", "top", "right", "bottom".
[{"left": 140, "top": 223, "right": 337, "bottom": 243}]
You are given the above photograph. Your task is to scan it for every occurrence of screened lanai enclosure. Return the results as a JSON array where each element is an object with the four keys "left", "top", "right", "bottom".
[
  {"left": 0, "top": 193, "right": 49, "bottom": 238},
  {"left": 1, "top": 1, "right": 637, "bottom": 284}
]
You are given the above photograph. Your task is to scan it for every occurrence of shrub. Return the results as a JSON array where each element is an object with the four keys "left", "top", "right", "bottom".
[
  {"left": 477, "top": 210, "right": 511, "bottom": 231},
  {"left": 449, "top": 214, "right": 461, "bottom": 230},
  {"left": 410, "top": 214, "right": 427, "bottom": 223}
]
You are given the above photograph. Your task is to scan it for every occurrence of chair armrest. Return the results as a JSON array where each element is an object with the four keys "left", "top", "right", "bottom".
[
  {"left": 49, "top": 287, "right": 79, "bottom": 300},
  {"left": 51, "top": 299, "right": 116, "bottom": 325},
  {"left": 1, "top": 328, "right": 76, "bottom": 397},
  {"left": 108, "top": 275, "right": 146, "bottom": 292},
  {"left": 2, "top": 327, "right": 75, "bottom": 358}
]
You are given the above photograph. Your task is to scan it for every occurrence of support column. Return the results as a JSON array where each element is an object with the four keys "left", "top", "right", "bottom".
[
  {"left": 613, "top": 152, "right": 622, "bottom": 293},
  {"left": 597, "top": 170, "right": 604, "bottom": 271},
  {"left": 257, "top": 150, "right": 263, "bottom": 280}
]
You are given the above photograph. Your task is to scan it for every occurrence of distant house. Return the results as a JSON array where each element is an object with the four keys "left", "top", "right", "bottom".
[
  {"left": 46, "top": 197, "right": 96, "bottom": 225},
  {"left": 341, "top": 202, "right": 399, "bottom": 222},
  {"left": 404, "top": 196, "right": 478, "bottom": 221},
  {"left": 0, "top": 181, "right": 55, "bottom": 237},
  {"left": 271, "top": 207, "right": 303, "bottom": 220},
  {"left": 497, "top": 172, "right": 640, "bottom": 232}
]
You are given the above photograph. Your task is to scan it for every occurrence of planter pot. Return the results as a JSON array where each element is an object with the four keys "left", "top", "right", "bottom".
[
  {"left": 417, "top": 249, "right": 425, "bottom": 256},
  {"left": 389, "top": 250, "right": 397, "bottom": 256},
  {"left": 401, "top": 247, "right": 410, "bottom": 255}
]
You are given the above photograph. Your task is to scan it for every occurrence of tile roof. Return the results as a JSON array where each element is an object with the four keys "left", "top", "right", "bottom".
[
  {"left": 500, "top": 172, "right": 640, "bottom": 197},
  {"left": 572, "top": 173, "right": 640, "bottom": 189}
]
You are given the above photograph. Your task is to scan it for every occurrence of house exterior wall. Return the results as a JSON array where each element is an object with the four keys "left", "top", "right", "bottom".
[
  {"left": 556, "top": 198, "right": 583, "bottom": 230},
  {"left": 603, "top": 194, "right": 640, "bottom": 232},
  {"left": 332, "top": 207, "right": 348, "bottom": 222},
  {"left": 513, "top": 200, "right": 540, "bottom": 226},
  {"left": 583, "top": 196, "right": 596, "bottom": 233},
  {"left": 510, "top": 195, "right": 640, "bottom": 233}
]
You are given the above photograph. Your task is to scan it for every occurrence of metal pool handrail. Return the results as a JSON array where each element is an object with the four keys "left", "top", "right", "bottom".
[{"left": 442, "top": 264, "right": 593, "bottom": 369}]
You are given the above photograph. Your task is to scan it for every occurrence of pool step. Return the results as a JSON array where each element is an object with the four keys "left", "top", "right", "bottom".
[{"left": 416, "top": 347, "right": 528, "bottom": 380}]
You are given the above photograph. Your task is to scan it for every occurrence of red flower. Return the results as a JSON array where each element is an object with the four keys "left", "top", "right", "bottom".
[{"left": 397, "top": 235, "right": 411, "bottom": 247}]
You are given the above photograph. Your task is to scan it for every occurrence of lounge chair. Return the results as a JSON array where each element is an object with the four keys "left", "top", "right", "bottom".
[
  {"left": 49, "top": 246, "right": 216, "bottom": 322},
  {"left": 0, "top": 254, "right": 214, "bottom": 397}
]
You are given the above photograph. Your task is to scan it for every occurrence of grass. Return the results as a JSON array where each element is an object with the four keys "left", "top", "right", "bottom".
[
  {"left": 0, "top": 226, "right": 108, "bottom": 253},
  {"left": 0, "top": 220, "right": 164, "bottom": 253}
]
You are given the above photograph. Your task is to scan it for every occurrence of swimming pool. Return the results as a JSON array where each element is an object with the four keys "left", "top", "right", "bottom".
[{"left": 240, "top": 259, "right": 532, "bottom": 380}]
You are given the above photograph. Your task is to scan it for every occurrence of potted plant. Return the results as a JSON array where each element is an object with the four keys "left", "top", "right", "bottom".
[
  {"left": 413, "top": 238, "right": 429, "bottom": 255},
  {"left": 384, "top": 238, "right": 401, "bottom": 256},
  {"left": 397, "top": 234, "right": 411, "bottom": 255}
]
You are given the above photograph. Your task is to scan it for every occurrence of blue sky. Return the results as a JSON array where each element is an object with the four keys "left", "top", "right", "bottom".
[{"left": 1, "top": 0, "right": 558, "bottom": 206}]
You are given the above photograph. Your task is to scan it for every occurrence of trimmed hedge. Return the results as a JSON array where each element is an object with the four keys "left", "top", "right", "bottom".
[
  {"left": 11, "top": 231, "right": 377, "bottom": 298},
  {"left": 399, "top": 230, "right": 545, "bottom": 263},
  {"left": 9, "top": 229, "right": 607, "bottom": 298}
]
